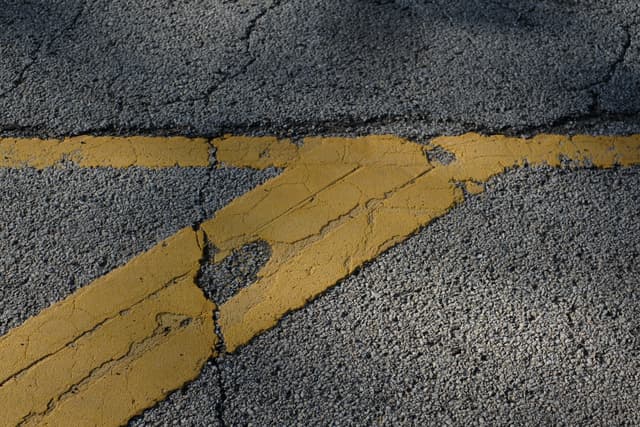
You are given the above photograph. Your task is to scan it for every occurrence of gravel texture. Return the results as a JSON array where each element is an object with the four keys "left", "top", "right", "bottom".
[
  {"left": 200, "top": 240, "right": 272, "bottom": 305},
  {"left": 2, "top": 0, "right": 640, "bottom": 424},
  {"left": 1, "top": 154, "right": 639, "bottom": 426}
]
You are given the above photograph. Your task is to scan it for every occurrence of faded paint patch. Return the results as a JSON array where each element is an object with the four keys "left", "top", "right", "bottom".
[
  {"left": 0, "top": 228, "right": 217, "bottom": 426},
  {"left": 0, "top": 136, "right": 210, "bottom": 168}
]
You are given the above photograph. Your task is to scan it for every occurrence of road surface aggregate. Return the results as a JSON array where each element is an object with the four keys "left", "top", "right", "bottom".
[{"left": 128, "top": 164, "right": 640, "bottom": 426}]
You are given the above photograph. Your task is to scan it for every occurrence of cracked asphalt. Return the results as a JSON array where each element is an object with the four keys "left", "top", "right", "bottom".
[
  {"left": 2, "top": 0, "right": 640, "bottom": 425},
  {"left": 1, "top": 0, "right": 639, "bottom": 137}
]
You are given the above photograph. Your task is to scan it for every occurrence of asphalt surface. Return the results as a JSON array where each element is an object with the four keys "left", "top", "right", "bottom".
[
  {"left": 3, "top": 161, "right": 639, "bottom": 425},
  {"left": 0, "top": 0, "right": 639, "bottom": 137},
  {"left": 218, "top": 165, "right": 640, "bottom": 426},
  {"left": 2, "top": 0, "right": 640, "bottom": 425}
]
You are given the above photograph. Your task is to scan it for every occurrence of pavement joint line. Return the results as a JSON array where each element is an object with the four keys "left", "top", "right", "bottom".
[{"left": 0, "top": 132, "right": 639, "bottom": 426}]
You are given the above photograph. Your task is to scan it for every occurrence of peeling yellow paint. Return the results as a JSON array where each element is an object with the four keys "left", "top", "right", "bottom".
[
  {"left": 430, "top": 133, "right": 640, "bottom": 181},
  {"left": 464, "top": 181, "right": 485, "bottom": 195},
  {"left": 0, "top": 228, "right": 216, "bottom": 426},
  {"left": 0, "top": 136, "right": 210, "bottom": 168},
  {"left": 1, "top": 132, "right": 640, "bottom": 426}
]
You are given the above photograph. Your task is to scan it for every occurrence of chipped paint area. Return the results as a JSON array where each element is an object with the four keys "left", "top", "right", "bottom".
[
  {"left": 205, "top": 135, "right": 437, "bottom": 351},
  {"left": 1, "top": 132, "right": 640, "bottom": 426},
  {"left": 0, "top": 228, "right": 216, "bottom": 426},
  {"left": 0, "top": 136, "right": 210, "bottom": 168},
  {"left": 432, "top": 133, "right": 640, "bottom": 181}
]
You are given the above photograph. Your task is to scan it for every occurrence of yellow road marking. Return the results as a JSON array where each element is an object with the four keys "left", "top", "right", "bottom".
[
  {"left": 208, "top": 133, "right": 640, "bottom": 351},
  {"left": 0, "top": 228, "right": 216, "bottom": 426},
  {"left": 0, "top": 136, "right": 210, "bottom": 168},
  {"left": 1, "top": 132, "right": 639, "bottom": 425}
]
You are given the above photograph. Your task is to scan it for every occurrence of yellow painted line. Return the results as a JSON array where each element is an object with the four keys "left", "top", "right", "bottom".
[
  {"left": 0, "top": 135, "right": 210, "bottom": 168},
  {"left": 208, "top": 133, "right": 640, "bottom": 351},
  {"left": 214, "top": 134, "right": 299, "bottom": 169},
  {"left": 0, "top": 228, "right": 216, "bottom": 426},
  {"left": 1, "top": 132, "right": 639, "bottom": 425}
]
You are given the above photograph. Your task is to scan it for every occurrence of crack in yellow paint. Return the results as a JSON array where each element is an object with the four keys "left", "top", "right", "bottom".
[
  {"left": 1, "top": 132, "right": 640, "bottom": 426},
  {"left": 0, "top": 136, "right": 210, "bottom": 168}
]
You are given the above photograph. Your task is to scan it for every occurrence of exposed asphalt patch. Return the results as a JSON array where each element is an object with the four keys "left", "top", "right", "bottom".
[
  {"left": 425, "top": 145, "right": 456, "bottom": 165},
  {"left": 199, "top": 240, "right": 272, "bottom": 305}
]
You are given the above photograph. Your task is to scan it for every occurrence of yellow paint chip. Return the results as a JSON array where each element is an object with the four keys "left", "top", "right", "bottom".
[
  {"left": 465, "top": 181, "right": 485, "bottom": 194},
  {"left": 0, "top": 136, "right": 210, "bottom": 168}
]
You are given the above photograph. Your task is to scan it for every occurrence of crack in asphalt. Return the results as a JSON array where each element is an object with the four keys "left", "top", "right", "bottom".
[
  {"left": 563, "top": 24, "right": 632, "bottom": 103},
  {"left": 0, "top": 0, "right": 91, "bottom": 99},
  {"left": 0, "top": 1, "right": 638, "bottom": 140},
  {"left": 601, "top": 25, "right": 632, "bottom": 88},
  {"left": 212, "top": 352, "right": 227, "bottom": 427},
  {"left": 201, "top": 0, "right": 289, "bottom": 105},
  {"left": 584, "top": 25, "right": 633, "bottom": 118},
  {"left": 161, "top": 0, "right": 289, "bottom": 108},
  {"left": 2, "top": 106, "right": 640, "bottom": 143},
  {"left": 196, "top": 228, "right": 229, "bottom": 427},
  {"left": 193, "top": 227, "right": 228, "bottom": 427},
  {"left": 0, "top": 3, "right": 638, "bottom": 139}
]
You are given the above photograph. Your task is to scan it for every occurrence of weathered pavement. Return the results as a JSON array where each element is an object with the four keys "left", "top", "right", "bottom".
[
  {"left": 1, "top": 0, "right": 640, "bottom": 137},
  {"left": 1, "top": 1, "right": 640, "bottom": 425}
]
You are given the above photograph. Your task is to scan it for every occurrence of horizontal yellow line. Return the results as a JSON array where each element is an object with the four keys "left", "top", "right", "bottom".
[{"left": 0, "top": 136, "right": 211, "bottom": 168}]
